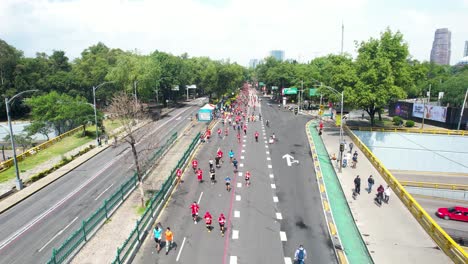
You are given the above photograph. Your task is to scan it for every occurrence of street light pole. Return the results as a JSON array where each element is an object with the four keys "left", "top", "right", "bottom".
[
  {"left": 457, "top": 88, "right": 468, "bottom": 130},
  {"left": 5, "top": 89, "right": 38, "bottom": 190},
  {"left": 92, "top": 81, "right": 113, "bottom": 146},
  {"left": 422, "top": 84, "right": 431, "bottom": 129}
]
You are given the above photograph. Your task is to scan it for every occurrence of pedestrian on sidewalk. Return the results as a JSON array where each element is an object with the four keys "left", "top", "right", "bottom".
[
  {"left": 353, "top": 175, "right": 361, "bottom": 195},
  {"left": 153, "top": 223, "right": 163, "bottom": 253},
  {"left": 367, "top": 175, "right": 375, "bottom": 193},
  {"left": 384, "top": 185, "right": 391, "bottom": 203},
  {"left": 165, "top": 227, "right": 174, "bottom": 255},
  {"left": 349, "top": 142, "right": 354, "bottom": 153}
]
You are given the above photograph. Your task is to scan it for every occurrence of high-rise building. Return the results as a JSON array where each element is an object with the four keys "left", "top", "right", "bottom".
[
  {"left": 464, "top": 41, "right": 468, "bottom": 57},
  {"left": 430, "top": 28, "right": 451, "bottom": 65},
  {"left": 269, "top": 50, "right": 285, "bottom": 61},
  {"left": 249, "top": 59, "right": 259, "bottom": 68}
]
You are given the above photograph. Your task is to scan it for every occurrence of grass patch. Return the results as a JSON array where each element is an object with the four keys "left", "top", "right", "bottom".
[
  {"left": 135, "top": 205, "right": 146, "bottom": 216},
  {"left": 0, "top": 126, "right": 96, "bottom": 183},
  {"left": 103, "top": 119, "right": 122, "bottom": 135}
]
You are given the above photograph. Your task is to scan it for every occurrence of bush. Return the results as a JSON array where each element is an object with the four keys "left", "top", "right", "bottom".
[
  {"left": 392, "top": 116, "right": 403, "bottom": 125},
  {"left": 405, "top": 120, "right": 415, "bottom": 127}
]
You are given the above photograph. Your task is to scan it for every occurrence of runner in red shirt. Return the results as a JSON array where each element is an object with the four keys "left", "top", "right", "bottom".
[
  {"left": 192, "top": 159, "right": 198, "bottom": 172},
  {"left": 190, "top": 202, "right": 199, "bottom": 223},
  {"left": 204, "top": 211, "right": 213, "bottom": 232},
  {"left": 217, "top": 148, "right": 223, "bottom": 162},
  {"left": 237, "top": 133, "right": 241, "bottom": 143},
  {"left": 205, "top": 128, "right": 211, "bottom": 141},
  {"left": 254, "top": 131, "right": 259, "bottom": 142},
  {"left": 243, "top": 124, "right": 247, "bottom": 135},
  {"left": 218, "top": 213, "right": 226, "bottom": 236},
  {"left": 217, "top": 128, "right": 222, "bottom": 138},
  {"left": 196, "top": 168, "right": 203, "bottom": 183},
  {"left": 176, "top": 168, "right": 183, "bottom": 183},
  {"left": 245, "top": 171, "right": 251, "bottom": 187}
]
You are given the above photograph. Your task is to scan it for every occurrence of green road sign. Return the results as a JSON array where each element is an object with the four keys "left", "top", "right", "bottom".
[
  {"left": 309, "top": 88, "right": 318, "bottom": 96},
  {"left": 283, "top": 87, "right": 298, "bottom": 95},
  {"left": 259, "top": 82, "right": 265, "bottom": 86},
  {"left": 271, "top": 86, "right": 278, "bottom": 90}
]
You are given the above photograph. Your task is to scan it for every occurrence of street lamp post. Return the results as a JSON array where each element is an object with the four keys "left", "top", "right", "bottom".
[
  {"left": 457, "top": 88, "right": 468, "bottom": 130},
  {"left": 92, "top": 81, "right": 113, "bottom": 147},
  {"left": 4, "top": 89, "right": 38, "bottom": 190}
]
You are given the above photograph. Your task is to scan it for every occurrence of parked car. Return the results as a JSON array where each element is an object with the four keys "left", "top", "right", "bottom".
[{"left": 436, "top": 206, "right": 468, "bottom": 222}]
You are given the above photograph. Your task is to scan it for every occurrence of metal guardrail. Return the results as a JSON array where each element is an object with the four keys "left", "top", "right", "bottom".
[
  {"left": 400, "top": 181, "right": 468, "bottom": 191},
  {"left": 0, "top": 125, "right": 85, "bottom": 172},
  {"left": 111, "top": 132, "right": 201, "bottom": 264},
  {"left": 345, "top": 126, "right": 468, "bottom": 264},
  {"left": 348, "top": 126, "right": 467, "bottom": 136},
  {"left": 46, "top": 132, "right": 178, "bottom": 264}
]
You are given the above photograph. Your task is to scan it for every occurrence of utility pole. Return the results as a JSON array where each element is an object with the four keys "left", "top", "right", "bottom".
[
  {"left": 341, "top": 21, "right": 344, "bottom": 55},
  {"left": 457, "top": 88, "right": 468, "bottom": 130},
  {"left": 421, "top": 84, "right": 431, "bottom": 129}
]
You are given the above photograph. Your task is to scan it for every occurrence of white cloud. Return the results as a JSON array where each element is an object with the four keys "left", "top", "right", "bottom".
[{"left": 0, "top": 0, "right": 466, "bottom": 65}]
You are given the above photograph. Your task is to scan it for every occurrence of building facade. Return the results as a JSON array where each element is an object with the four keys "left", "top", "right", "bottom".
[
  {"left": 269, "top": 50, "right": 285, "bottom": 61},
  {"left": 430, "top": 28, "right": 451, "bottom": 65},
  {"left": 464, "top": 41, "right": 468, "bottom": 57},
  {"left": 249, "top": 59, "right": 259, "bottom": 68}
]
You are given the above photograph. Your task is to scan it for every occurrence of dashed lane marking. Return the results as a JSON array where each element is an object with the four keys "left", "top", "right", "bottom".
[
  {"left": 320, "top": 184, "right": 325, "bottom": 193},
  {"left": 276, "top": 212, "right": 283, "bottom": 220},
  {"left": 242, "top": 144, "right": 246, "bottom": 147},
  {"left": 238, "top": 172, "right": 243, "bottom": 177},
  {"left": 237, "top": 182, "right": 242, "bottom": 188},
  {"left": 264, "top": 141, "right": 267, "bottom": 144},
  {"left": 236, "top": 195, "right": 241, "bottom": 201},
  {"left": 267, "top": 157, "right": 271, "bottom": 161},
  {"left": 269, "top": 174, "right": 274, "bottom": 178},
  {"left": 273, "top": 196, "right": 278, "bottom": 203},
  {"left": 230, "top": 256, "right": 238, "bottom": 264},
  {"left": 176, "top": 236, "right": 187, "bottom": 261},
  {"left": 234, "top": 211, "right": 240, "bottom": 218},
  {"left": 265, "top": 145, "right": 269, "bottom": 148},
  {"left": 280, "top": 231, "right": 287, "bottom": 241},
  {"left": 268, "top": 165, "right": 272, "bottom": 168},
  {"left": 241, "top": 156, "right": 245, "bottom": 159},
  {"left": 284, "top": 257, "right": 293, "bottom": 264},
  {"left": 241, "top": 150, "right": 245, "bottom": 153},
  {"left": 266, "top": 151, "right": 270, "bottom": 154},
  {"left": 329, "top": 222, "right": 337, "bottom": 236},
  {"left": 271, "top": 184, "right": 276, "bottom": 189},
  {"left": 240, "top": 163, "right": 244, "bottom": 167},
  {"left": 197, "top": 192, "right": 204, "bottom": 204},
  {"left": 243, "top": 139, "right": 246, "bottom": 142},
  {"left": 232, "top": 230, "right": 239, "bottom": 239}
]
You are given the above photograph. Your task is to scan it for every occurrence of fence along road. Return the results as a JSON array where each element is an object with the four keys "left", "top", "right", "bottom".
[{"left": 0, "top": 104, "right": 199, "bottom": 264}]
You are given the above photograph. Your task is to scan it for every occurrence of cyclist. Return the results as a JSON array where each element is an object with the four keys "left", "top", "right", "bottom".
[
  {"left": 229, "top": 149, "right": 235, "bottom": 162},
  {"left": 192, "top": 159, "right": 198, "bottom": 173},
  {"left": 204, "top": 211, "right": 213, "bottom": 232},
  {"left": 245, "top": 171, "right": 251, "bottom": 187},
  {"left": 210, "top": 167, "right": 216, "bottom": 184},
  {"left": 294, "top": 245, "right": 307, "bottom": 264},
  {"left": 232, "top": 158, "right": 238, "bottom": 172},
  {"left": 218, "top": 213, "right": 226, "bottom": 236},
  {"left": 196, "top": 168, "right": 203, "bottom": 183},
  {"left": 225, "top": 175, "right": 231, "bottom": 192},
  {"left": 254, "top": 131, "right": 259, "bottom": 142},
  {"left": 190, "top": 202, "right": 199, "bottom": 224}
]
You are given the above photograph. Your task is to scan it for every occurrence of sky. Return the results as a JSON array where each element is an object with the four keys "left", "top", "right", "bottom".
[{"left": 0, "top": 0, "right": 467, "bottom": 66}]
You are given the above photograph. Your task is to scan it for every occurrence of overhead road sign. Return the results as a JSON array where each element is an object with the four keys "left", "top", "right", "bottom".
[{"left": 283, "top": 87, "right": 298, "bottom": 95}]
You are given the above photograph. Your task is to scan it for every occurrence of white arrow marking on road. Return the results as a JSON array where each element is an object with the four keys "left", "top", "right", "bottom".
[{"left": 282, "top": 154, "right": 299, "bottom": 166}]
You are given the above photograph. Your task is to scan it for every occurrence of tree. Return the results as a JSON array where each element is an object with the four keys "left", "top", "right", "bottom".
[
  {"left": 24, "top": 121, "right": 52, "bottom": 141},
  {"left": 107, "top": 92, "right": 148, "bottom": 206},
  {"left": 3, "top": 134, "right": 33, "bottom": 153},
  {"left": 347, "top": 29, "right": 408, "bottom": 125},
  {"left": 440, "top": 71, "right": 468, "bottom": 107}
]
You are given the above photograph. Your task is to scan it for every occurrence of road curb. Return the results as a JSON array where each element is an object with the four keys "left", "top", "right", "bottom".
[{"left": 305, "top": 120, "right": 348, "bottom": 264}]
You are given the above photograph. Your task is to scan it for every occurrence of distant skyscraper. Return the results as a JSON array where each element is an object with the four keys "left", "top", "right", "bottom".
[
  {"left": 269, "top": 50, "right": 285, "bottom": 61},
  {"left": 464, "top": 41, "right": 468, "bottom": 57},
  {"left": 249, "top": 59, "right": 259, "bottom": 68},
  {"left": 430, "top": 28, "right": 451, "bottom": 65}
]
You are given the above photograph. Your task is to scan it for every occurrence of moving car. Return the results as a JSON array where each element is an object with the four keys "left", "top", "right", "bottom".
[{"left": 436, "top": 206, "right": 468, "bottom": 222}]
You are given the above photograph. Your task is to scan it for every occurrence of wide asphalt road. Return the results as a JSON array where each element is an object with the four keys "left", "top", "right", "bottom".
[
  {"left": 0, "top": 100, "right": 202, "bottom": 264},
  {"left": 134, "top": 92, "right": 336, "bottom": 264}
]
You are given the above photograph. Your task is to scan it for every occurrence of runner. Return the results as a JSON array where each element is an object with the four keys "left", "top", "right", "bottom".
[
  {"left": 217, "top": 148, "right": 224, "bottom": 163},
  {"left": 225, "top": 127, "right": 229, "bottom": 137},
  {"left": 254, "top": 131, "right": 259, "bottom": 142},
  {"left": 190, "top": 201, "right": 200, "bottom": 223},
  {"left": 209, "top": 158, "right": 214, "bottom": 169},
  {"left": 196, "top": 168, "right": 203, "bottom": 183},
  {"left": 218, "top": 213, "right": 226, "bottom": 236},
  {"left": 217, "top": 128, "right": 222, "bottom": 138},
  {"left": 245, "top": 171, "right": 251, "bottom": 187},
  {"left": 225, "top": 175, "right": 231, "bottom": 192},
  {"left": 205, "top": 128, "right": 211, "bottom": 141},
  {"left": 176, "top": 168, "right": 183, "bottom": 183},
  {"left": 192, "top": 159, "right": 198, "bottom": 172},
  {"left": 232, "top": 158, "right": 238, "bottom": 172},
  {"left": 210, "top": 167, "right": 216, "bottom": 184},
  {"left": 243, "top": 124, "right": 247, "bottom": 135},
  {"left": 215, "top": 155, "right": 221, "bottom": 168},
  {"left": 228, "top": 149, "right": 235, "bottom": 162},
  {"left": 237, "top": 133, "right": 241, "bottom": 143},
  {"left": 165, "top": 227, "right": 174, "bottom": 255},
  {"left": 153, "top": 222, "right": 163, "bottom": 253},
  {"left": 204, "top": 211, "right": 213, "bottom": 232}
]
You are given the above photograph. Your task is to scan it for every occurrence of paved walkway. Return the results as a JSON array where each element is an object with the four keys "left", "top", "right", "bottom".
[
  {"left": 317, "top": 123, "right": 451, "bottom": 264},
  {"left": 71, "top": 120, "right": 205, "bottom": 264}
]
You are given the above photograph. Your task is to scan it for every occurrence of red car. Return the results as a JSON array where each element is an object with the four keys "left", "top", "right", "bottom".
[{"left": 436, "top": 206, "right": 468, "bottom": 222}]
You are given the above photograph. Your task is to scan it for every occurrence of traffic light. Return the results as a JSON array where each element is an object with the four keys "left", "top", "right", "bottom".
[{"left": 340, "top": 143, "right": 345, "bottom": 152}]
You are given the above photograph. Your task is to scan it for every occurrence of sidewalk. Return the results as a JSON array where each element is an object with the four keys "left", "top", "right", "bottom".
[
  {"left": 318, "top": 125, "right": 451, "bottom": 264},
  {"left": 71, "top": 120, "right": 205, "bottom": 264}
]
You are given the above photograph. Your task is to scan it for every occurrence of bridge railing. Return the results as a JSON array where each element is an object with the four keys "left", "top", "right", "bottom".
[
  {"left": 347, "top": 126, "right": 467, "bottom": 136},
  {"left": 345, "top": 126, "right": 468, "bottom": 264},
  {"left": 400, "top": 181, "right": 468, "bottom": 191}
]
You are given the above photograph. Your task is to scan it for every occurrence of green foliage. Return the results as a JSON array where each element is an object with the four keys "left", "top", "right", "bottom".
[
  {"left": 392, "top": 116, "right": 403, "bottom": 125},
  {"left": 405, "top": 120, "right": 415, "bottom": 127},
  {"left": 3, "top": 133, "right": 33, "bottom": 152}
]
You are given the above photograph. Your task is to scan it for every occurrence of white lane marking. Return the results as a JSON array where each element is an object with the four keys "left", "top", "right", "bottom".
[
  {"left": 237, "top": 182, "right": 242, "bottom": 188},
  {"left": 240, "top": 163, "right": 244, "bottom": 167},
  {"left": 266, "top": 151, "right": 270, "bottom": 154},
  {"left": 232, "top": 230, "right": 239, "bottom": 239},
  {"left": 273, "top": 196, "right": 279, "bottom": 203},
  {"left": 175, "top": 116, "right": 181, "bottom": 121},
  {"left": 280, "top": 231, "right": 287, "bottom": 241},
  {"left": 263, "top": 132, "right": 266, "bottom": 135},
  {"left": 176, "top": 236, "right": 187, "bottom": 261},
  {"left": 38, "top": 216, "right": 78, "bottom": 252},
  {"left": 269, "top": 174, "right": 274, "bottom": 178},
  {"left": 234, "top": 211, "right": 240, "bottom": 218},
  {"left": 242, "top": 144, "right": 246, "bottom": 147},
  {"left": 267, "top": 157, "right": 271, "bottom": 161},
  {"left": 197, "top": 192, "right": 204, "bottom": 204},
  {"left": 94, "top": 183, "right": 114, "bottom": 201},
  {"left": 268, "top": 165, "right": 272, "bottom": 168},
  {"left": 241, "top": 156, "right": 245, "bottom": 159},
  {"left": 243, "top": 135, "right": 246, "bottom": 138},
  {"left": 276, "top": 213, "right": 283, "bottom": 220},
  {"left": 236, "top": 195, "right": 241, "bottom": 201},
  {"left": 271, "top": 184, "right": 276, "bottom": 189},
  {"left": 238, "top": 172, "right": 243, "bottom": 177},
  {"left": 263, "top": 136, "right": 267, "bottom": 139},
  {"left": 284, "top": 257, "right": 293, "bottom": 264},
  {"left": 265, "top": 145, "right": 269, "bottom": 148},
  {"left": 241, "top": 149, "right": 245, "bottom": 153},
  {"left": 243, "top": 139, "right": 246, "bottom": 142},
  {"left": 127, "top": 164, "right": 133, "bottom": 170},
  {"left": 230, "top": 256, "right": 238, "bottom": 264},
  {"left": 264, "top": 141, "right": 267, "bottom": 144}
]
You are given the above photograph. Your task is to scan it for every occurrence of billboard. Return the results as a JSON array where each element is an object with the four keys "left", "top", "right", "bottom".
[
  {"left": 394, "top": 103, "right": 411, "bottom": 118},
  {"left": 412, "top": 103, "right": 447, "bottom": 122}
]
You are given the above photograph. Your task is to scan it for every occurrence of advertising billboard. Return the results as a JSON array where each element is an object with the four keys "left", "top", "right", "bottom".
[
  {"left": 412, "top": 103, "right": 447, "bottom": 123},
  {"left": 394, "top": 103, "right": 411, "bottom": 118}
]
